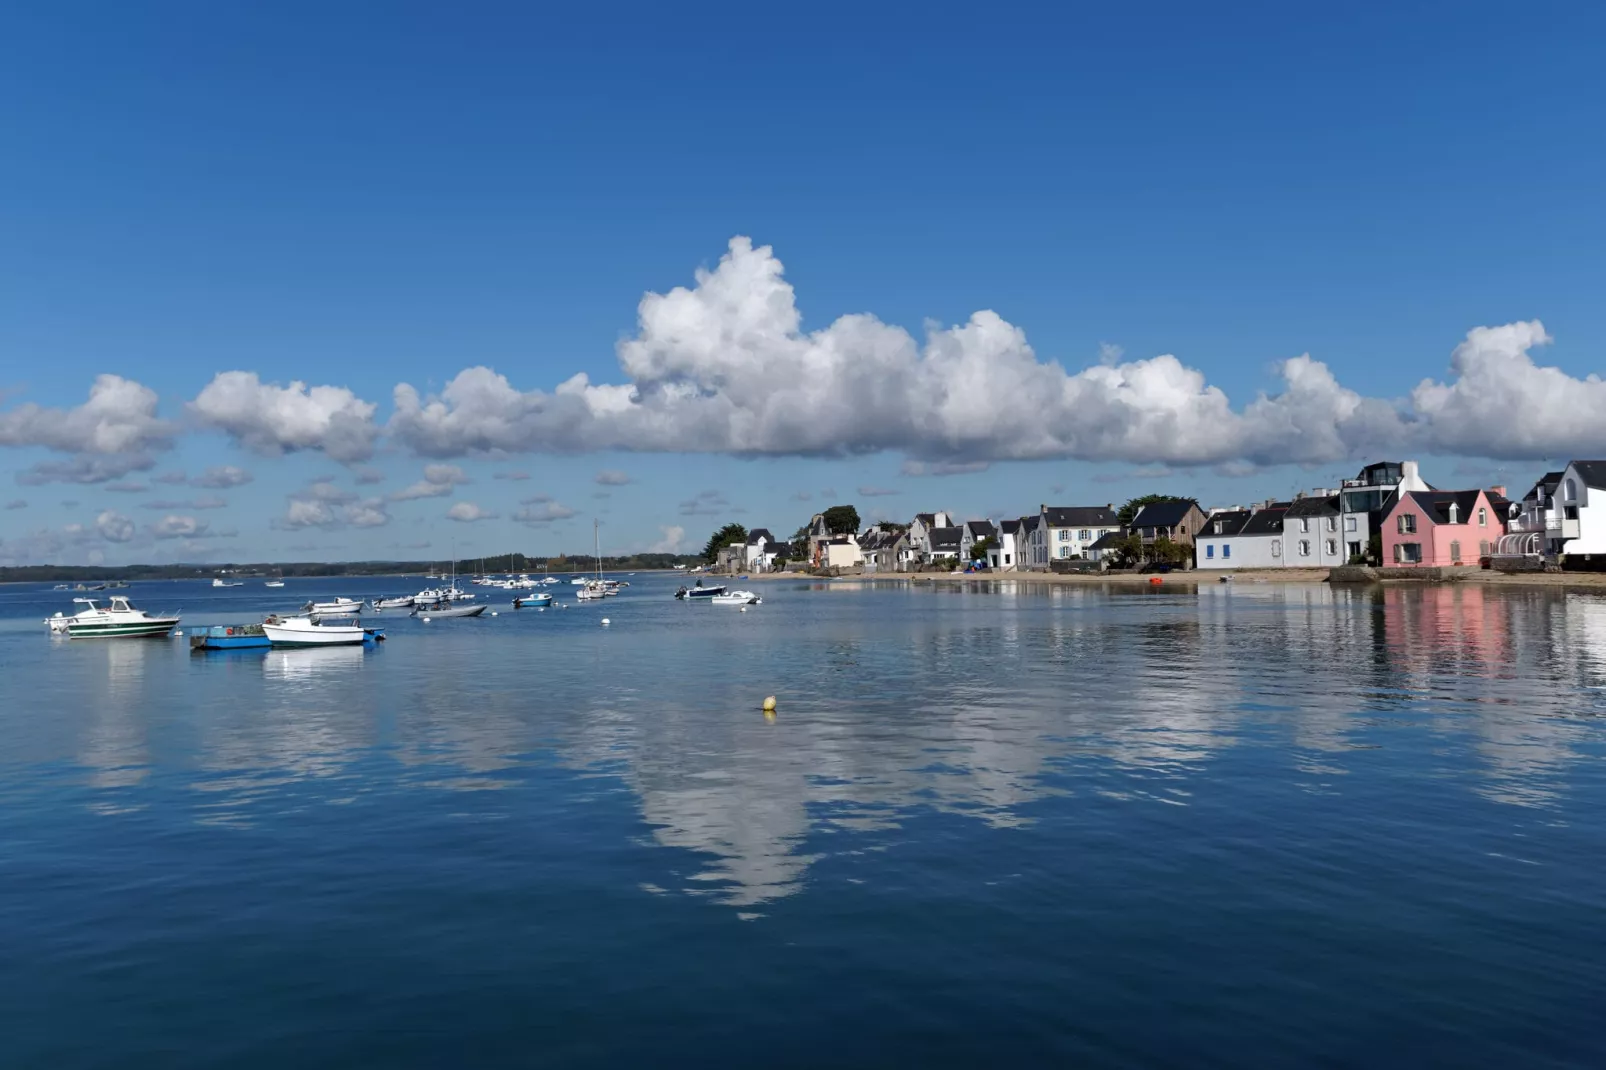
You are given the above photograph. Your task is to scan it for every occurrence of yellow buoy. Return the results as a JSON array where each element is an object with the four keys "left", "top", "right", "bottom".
[{"left": 762, "top": 696, "right": 777, "bottom": 712}]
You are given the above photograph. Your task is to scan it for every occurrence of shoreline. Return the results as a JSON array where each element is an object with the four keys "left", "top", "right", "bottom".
[{"left": 737, "top": 568, "right": 1606, "bottom": 590}]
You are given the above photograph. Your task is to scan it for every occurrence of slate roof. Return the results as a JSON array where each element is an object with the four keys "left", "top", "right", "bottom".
[
  {"left": 964, "top": 519, "right": 998, "bottom": 540},
  {"left": 1042, "top": 505, "right": 1119, "bottom": 528},
  {"left": 746, "top": 528, "right": 774, "bottom": 545},
  {"left": 929, "top": 526, "right": 963, "bottom": 551},
  {"left": 1524, "top": 471, "right": 1564, "bottom": 502},
  {"left": 1129, "top": 499, "right": 1200, "bottom": 529},
  {"left": 914, "top": 512, "right": 937, "bottom": 527},
  {"left": 1087, "top": 530, "right": 1126, "bottom": 551},
  {"left": 770, "top": 542, "right": 794, "bottom": 558},
  {"left": 1402, "top": 490, "right": 1484, "bottom": 525},
  {"left": 1199, "top": 510, "right": 1253, "bottom": 537},
  {"left": 1284, "top": 495, "right": 1340, "bottom": 518},
  {"left": 1571, "top": 461, "right": 1606, "bottom": 489},
  {"left": 1239, "top": 504, "right": 1292, "bottom": 536},
  {"left": 999, "top": 518, "right": 1022, "bottom": 535}
]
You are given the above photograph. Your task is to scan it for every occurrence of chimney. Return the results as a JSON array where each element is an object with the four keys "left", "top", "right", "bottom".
[
  {"left": 1490, "top": 485, "right": 1506, "bottom": 498},
  {"left": 1400, "top": 460, "right": 1424, "bottom": 490}
]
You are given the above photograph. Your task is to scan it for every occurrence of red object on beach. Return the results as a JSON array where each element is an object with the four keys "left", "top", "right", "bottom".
[{"left": 1149, "top": 577, "right": 1162, "bottom": 585}]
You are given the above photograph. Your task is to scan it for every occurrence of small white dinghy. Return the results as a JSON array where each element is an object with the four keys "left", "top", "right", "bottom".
[{"left": 710, "top": 590, "right": 762, "bottom": 606}]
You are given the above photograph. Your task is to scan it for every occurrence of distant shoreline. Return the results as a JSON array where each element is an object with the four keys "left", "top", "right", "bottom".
[{"left": 734, "top": 568, "right": 1606, "bottom": 590}]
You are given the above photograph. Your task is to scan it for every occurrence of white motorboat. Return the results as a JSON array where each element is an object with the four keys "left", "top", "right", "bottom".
[
  {"left": 59, "top": 596, "right": 181, "bottom": 639},
  {"left": 44, "top": 611, "right": 71, "bottom": 633},
  {"left": 711, "top": 590, "right": 762, "bottom": 605},
  {"left": 415, "top": 602, "right": 486, "bottom": 618},
  {"left": 414, "top": 584, "right": 473, "bottom": 602},
  {"left": 264, "top": 580, "right": 285, "bottom": 588},
  {"left": 212, "top": 578, "right": 243, "bottom": 588},
  {"left": 304, "top": 598, "right": 364, "bottom": 615},
  {"left": 675, "top": 584, "right": 727, "bottom": 600},
  {"left": 570, "top": 577, "right": 589, "bottom": 585},
  {"left": 372, "top": 595, "right": 416, "bottom": 610},
  {"left": 514, "top": 592, "right": 553, "bottom": 608},
  {"left": 262, "top": 615, "right": 378, "bottom": 646},
  {"left": 575, "top": 583, "right": 608, "bottom": 601}
]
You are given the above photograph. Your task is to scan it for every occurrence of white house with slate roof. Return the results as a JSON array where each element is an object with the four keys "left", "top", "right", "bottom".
[
  {"left": 1557, "top": 461, "right": 1606, "bottom": 556},
  {"left": 1026, "top": 504, "right": 1120, "bottom": 566},
  {"left": 988, "top": 518, "right": 1023, "bottom": 570},
  {"left": 1196, "top": 503, "right": 1292, "bottom": 568},
  {"left": 959, "top": 520, "right": 997, "bottom": 562},
  {"left": 908, "top": 512, "right": 953, "bottom": 559},
  {"left": 744, "top": 528, "right": 780, "bottom": 571},
  {"left": 1282, "top": 495, "right": 1347, "bottom": 568}
]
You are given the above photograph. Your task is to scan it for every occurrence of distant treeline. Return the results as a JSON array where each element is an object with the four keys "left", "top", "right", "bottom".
[{"left": 0, "top": 553, "right": 702, "bottom": 583}]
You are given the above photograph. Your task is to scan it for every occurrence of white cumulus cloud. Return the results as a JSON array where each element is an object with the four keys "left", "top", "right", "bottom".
[
  {"left": 380, "top": 237, "right": 1421, "bottom": 467},
  {"left": 192, "top": 465, "right": 254, "bottom": 488},
  {"left": 0, "top": 374, "right": 173, "bottom": 455},
  {"left": 150, "top": 514, "right": 207, "bottom": 539},
  {"left": 446, "top": 501, "right": 497, "bottom": 523},
  {"left": 191, "top": 371, "right": 379, "bottom": 462},
  {"left": 390, "top": 463, "right": 470, "bottom": 501},
  {"left": 513, "top": 501, "right": 576, "bottom": 525},
  {"left": 95, "top": 510, "right": 135, "bottom": 543},
  {"left": 648, "top": 524, "right": 686, "bottom": 554}
]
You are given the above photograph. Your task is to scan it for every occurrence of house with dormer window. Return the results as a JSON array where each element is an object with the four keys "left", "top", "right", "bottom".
[{"left": 1381, "top": 489, "right": 1506, "bottom": 567}]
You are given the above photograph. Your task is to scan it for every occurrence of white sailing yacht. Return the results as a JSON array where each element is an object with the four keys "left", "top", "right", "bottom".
[{"left": 576, "top": 520, "right": 609, "bottom": 600}]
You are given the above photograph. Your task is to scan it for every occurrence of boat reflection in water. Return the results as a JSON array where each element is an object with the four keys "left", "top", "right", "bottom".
[{"left": 262, "top": 644, "right": 370, "bottom": 683}]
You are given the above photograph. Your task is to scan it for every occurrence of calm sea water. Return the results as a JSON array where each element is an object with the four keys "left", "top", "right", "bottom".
[{"left": 2, "top": 575, "right": 1604, "bottom": 1067}]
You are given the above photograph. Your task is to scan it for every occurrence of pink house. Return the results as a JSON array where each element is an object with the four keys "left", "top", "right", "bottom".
[{"left": 1381, "top": 489, "right": 1507, "bottom": 567}]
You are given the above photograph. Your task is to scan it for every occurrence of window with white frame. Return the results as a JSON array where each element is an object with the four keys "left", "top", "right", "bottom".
[
  {"left": 1345, "top": 516, "right": 1357, "bottom": 531},
  {"left": 1058, "top": 530, "right": 1068, "bottom": 542},
  {"left": 1078, "top": 529, "right": 1090, "bottom": 540},
  {"left": 1299, "top": 518, "right": 1310, "bottom": 532},
  {"left": 1566, "top": 479, "right": 1578, "bottom": 502},
  {"left": 1057, "top": 545, "right": 1069, "bottom": 558},
  {"left": 1326, "top": 516, "right": 1336, "bottom": 531},
  {"left": 1478, "top": 507, "right": 1487, "bottom": 526},
  {"left": 1325, "top": 539, "right": 1337, "bottom": 556},
  {"left": 1398, "top": 513, "right": 1416, "bottom": 534},
  {"left": 1298, "top": 539, "right": 1311, "bottom": 557},
  {"left": 1271, "top": 539, "right": 1282, "bottom": 557}
]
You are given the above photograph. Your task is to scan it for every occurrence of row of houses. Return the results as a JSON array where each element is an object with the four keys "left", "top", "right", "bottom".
[{"left": 728, "top": 458, "right": 1606, "bottom": 575}]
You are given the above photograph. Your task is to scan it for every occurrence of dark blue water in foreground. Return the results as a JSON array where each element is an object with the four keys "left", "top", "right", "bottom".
[{"left": 3, "top": 574, "right": 1605, "bottom": 1068}]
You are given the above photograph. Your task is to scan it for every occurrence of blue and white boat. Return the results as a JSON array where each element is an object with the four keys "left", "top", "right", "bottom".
[
  {"left": 190, "top": 624, "right": 271, "bottom": 651},
  {"left": 514, "top": 592, "right": 553, "bottom": 608}
]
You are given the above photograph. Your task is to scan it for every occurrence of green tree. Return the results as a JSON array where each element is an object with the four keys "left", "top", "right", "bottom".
[
  {"left": 822, "top": 504, "right": 861, "bottom": 535},
  {"left": 1117, "top": 494, "right": 1188, "bottom": 527},
  {"left": 969, "top": 536, "right": 994, "bottom": 561},
  {"left": 701, "top": 523, "right": 748, "bottom": 564},
  {"left": 1104, "top": 533, "right": 1145, "bottom": 569}
]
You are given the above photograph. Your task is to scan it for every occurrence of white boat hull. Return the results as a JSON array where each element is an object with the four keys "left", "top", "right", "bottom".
[{"left": 263, "top": 619, "right": 370, "bottom": 646}]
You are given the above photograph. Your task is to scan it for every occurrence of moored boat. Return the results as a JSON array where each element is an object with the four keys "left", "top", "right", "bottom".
[
  {"left": 304, "top": 598, "right": 365, "bottom": 616},
  {"left": 190, "top": 623, "right": 271, "bottom": 650},
  {"left": 263, "top": 615, "right": 384, "bottom": 646},
  {"left": 514, "top": 592, "right": 553, "bottom": 608},
  {"left": 372, "top": 595, "right": 416, "bottom": 610},
  {"left": 212, "top": 578, "right": 243, "bottom": 588},
  {"left": 60, "top": 596, "right": 181, "bottom": 639},
  {"left": 710, "top": 590, "right": 762, "bottom": 605},
  {"left": 414, "top": 602, "right": 487, "bottom": 618},
  {"left": 675, "top": 584, "right": 727, "bottom": 600}
]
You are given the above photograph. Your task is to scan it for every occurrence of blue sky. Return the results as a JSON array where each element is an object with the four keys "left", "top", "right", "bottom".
[{"left": 3, "top": 3, "right": 1605, "bottom": 563}]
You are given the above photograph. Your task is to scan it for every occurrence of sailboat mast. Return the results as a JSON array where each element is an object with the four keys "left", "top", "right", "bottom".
[{"left": 594, "top": 519, "right": 602, "bottom": 581}]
